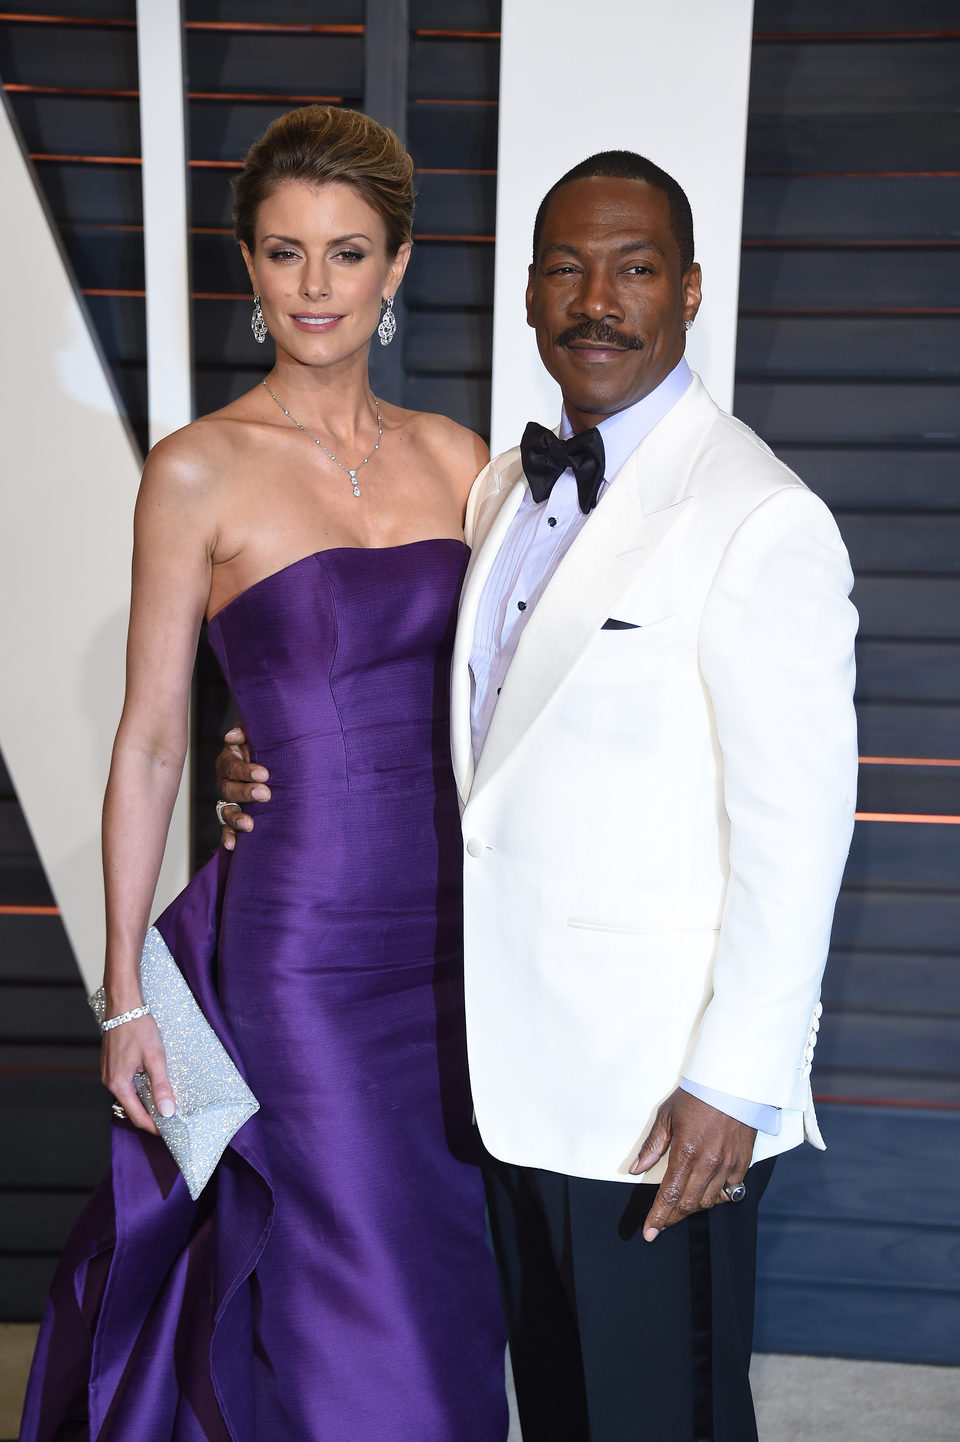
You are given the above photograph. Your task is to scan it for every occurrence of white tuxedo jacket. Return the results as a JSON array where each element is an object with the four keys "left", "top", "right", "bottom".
[{"left": 451, "top": 376, "right": 858, "bottom": 1184}]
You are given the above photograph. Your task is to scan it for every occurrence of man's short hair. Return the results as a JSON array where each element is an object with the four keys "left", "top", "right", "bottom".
[{"left": 532, "top": 151, "right": 695, "bottom": 273}]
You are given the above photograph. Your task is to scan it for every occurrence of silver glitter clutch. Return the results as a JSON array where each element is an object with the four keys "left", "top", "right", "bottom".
[{"left": 90, "top": 926, "right": 259, "bottom": 1200}]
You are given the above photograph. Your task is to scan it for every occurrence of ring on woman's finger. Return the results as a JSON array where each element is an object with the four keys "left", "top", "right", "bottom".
[
  {"left": 216, "top": 799, "right": 239, "bottom": 825},
  {"left": 721, "top": 1181, "right": 746, "bottom": 1203},
  {"left": 111, "top": 1103, "right": 127, "bottom": 1120}
]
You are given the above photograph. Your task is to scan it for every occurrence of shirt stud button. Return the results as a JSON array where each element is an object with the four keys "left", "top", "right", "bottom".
[
  {"left": 547, "top": 516, "right": 557, "bottom": 527},
  {"left": 517, "top": 600, "right": 527, "bottom": 611}
]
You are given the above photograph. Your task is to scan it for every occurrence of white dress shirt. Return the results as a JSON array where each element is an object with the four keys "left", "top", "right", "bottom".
[{"left": 467, "top": 356, "right": 780, "bottom": 1137}]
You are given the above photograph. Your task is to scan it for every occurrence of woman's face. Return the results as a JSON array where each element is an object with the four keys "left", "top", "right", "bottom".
[{"left": 241, "top": 179, "right": 410, "bottom": 370}]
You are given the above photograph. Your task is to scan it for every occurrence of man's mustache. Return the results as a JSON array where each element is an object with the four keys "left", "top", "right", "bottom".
[{"left": 554, "top": 321, "right": 644, "bottom": 351}]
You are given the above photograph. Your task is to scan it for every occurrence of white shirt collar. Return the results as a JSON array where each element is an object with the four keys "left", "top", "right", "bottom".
[{"left": 558, "top": 355, "right": 693, "bottom": 483}]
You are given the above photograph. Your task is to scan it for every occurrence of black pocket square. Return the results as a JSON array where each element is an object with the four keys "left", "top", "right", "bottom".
[{"left": 601, "top": 618, "right": 639, "bottom": 630}]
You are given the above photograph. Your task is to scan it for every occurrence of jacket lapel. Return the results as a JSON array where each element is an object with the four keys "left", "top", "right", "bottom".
[
  {"left": 469, "top": 377, "right": 717, "bottom": 798},
  {"left": 450, "top": 458, "right": 527, "bottom": 800}
]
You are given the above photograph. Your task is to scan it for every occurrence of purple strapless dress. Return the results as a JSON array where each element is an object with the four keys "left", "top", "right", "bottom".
[{"left": 21, "top": 540, "right": 508, "bottom": 1442}]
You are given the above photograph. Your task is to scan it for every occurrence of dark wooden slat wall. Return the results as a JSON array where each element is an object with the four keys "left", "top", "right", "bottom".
[
  {"left": 2, "top": 0, "right": 957, "bottom": 1365},
  {"left": 744, "top": 3, "right": 960, "bottom": 1363}
]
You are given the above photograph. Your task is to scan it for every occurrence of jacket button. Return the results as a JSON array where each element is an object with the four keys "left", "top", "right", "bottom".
[
  {"left": 804, "top": 1045, "right": 815, "bottom": 1062},
  {"left": 465, "top": 837, "right": 487, "bottom": 858},
  {"left": 814, "top": 1002, "right": 823, "bottom": 1019}
]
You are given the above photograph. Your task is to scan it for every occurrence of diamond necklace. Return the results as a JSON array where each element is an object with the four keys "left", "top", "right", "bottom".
[{"left": 261, "top": 377, "right": 382, "bottom": 498}]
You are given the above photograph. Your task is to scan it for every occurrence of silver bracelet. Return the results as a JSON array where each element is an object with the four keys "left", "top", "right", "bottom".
[{"left": 101, "top": 1003, "right": 152, "bottom": 1033}]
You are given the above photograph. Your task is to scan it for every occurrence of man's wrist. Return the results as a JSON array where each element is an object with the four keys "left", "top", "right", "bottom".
[{"left": 679, "top": 1078, "right": 780, "bottom": 1135}]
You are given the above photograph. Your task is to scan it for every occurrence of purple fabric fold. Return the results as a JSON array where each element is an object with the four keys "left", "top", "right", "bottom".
[{"left": 22, "top": 853, "right": 275, "bottom": 1442}]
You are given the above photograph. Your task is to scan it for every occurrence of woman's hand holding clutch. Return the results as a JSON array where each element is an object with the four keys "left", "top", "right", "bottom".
[{"left": 101, "top": 1009, "right": 175, "bottom": 1135}]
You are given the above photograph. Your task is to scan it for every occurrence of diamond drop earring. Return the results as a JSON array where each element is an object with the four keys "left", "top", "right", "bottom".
[
  {"left": 251, "top": 293, "right": 267, "bottom": 344},
  {"left": 377, "top": 295, "right": 397, "bottom": 347}
]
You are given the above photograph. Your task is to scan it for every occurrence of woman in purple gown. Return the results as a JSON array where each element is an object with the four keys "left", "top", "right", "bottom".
[{"left": 21, "top": 105, "right": 507, "bottom": 1442}]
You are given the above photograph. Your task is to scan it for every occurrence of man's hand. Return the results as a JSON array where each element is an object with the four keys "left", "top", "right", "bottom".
[
  {"left": 216, "top": 725, "right": 271, "bottom": 849},
  {"left": 629, "top": 1087, "right": 757, "bottom": 1241}
]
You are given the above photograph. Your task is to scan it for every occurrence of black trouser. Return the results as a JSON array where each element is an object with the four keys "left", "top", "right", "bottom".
[{"left": 483, "top": 1154, "right": 775, "bottom": 1442}]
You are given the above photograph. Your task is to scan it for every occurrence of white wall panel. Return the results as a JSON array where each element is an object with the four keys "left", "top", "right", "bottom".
[
  {"left": 0, "top": 99, "right": 189, "bottom": 993},
  {"left": 137, "top": 0, "right": 193, "bottom": 449},
  {"left": 490, "top": 0, "right": 755, "bottom": 454}
]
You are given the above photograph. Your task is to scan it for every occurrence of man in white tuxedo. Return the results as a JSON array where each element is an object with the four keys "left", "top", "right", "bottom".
[{"left": 218, "top": 153, "right": 857, "bottom": 1441}]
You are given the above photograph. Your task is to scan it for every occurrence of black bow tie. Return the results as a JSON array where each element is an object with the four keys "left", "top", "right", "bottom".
[{"left": 520, "top": 421, "right": 606, "bottom": 513}]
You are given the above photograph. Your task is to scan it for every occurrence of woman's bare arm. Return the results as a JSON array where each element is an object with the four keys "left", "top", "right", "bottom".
[{"left": 100, "top": 431, "right": 217, "bottom": 1131}]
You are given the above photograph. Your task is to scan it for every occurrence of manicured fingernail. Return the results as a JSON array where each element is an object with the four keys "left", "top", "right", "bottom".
[
  {"left": 643, "top": 1227, "right": 659, "bottom": 1242},
  {"left": 158, "top": 1098, "right": 176, "bottom": 1117},
  {"left": 251, "top": 786, "right": 270, "bottom": 801},
  {"left": 251, "top": 768, "right": 269, "bottom": 781}
]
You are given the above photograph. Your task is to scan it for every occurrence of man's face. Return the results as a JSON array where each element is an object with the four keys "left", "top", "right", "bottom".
[{"left": 526, "top": 176, "right": 701, "bottom": 433}]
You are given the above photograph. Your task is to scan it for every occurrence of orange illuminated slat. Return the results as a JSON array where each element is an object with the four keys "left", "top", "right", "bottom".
[
  {"left": 66, "top": 221, "right": 142, "bottom": 232},
  {"left": 190, "top": 159, "right": 242, "bottom": 170},
  {"left": 414, "top": 29, "right": 501, "bottom": 39},
  {"left": 4, "top": 82, "right": 138, "bottom": 97},
  {"left": 855, "top": 812, "right": 960, "bottom": 824},
  {"left": 414, "top": 233, "right": 495, "bottom": 243},
  {"left": 31, "top": 152, "right": 140, "bottom": 165},
  {"left": 188, "top": 91, "right": 344, "bottom": 103},
  {"left": 751, "top": 170, "right": 960, "bottom": 179},
  {"left": 814, "top": 1093, "right": 960, "bottom": 1112},
  {"left": 83, "top": 288, "right": 145, "bottom": 297},
  {"left": 860, "top": 756, "right": 960, "bottom": 767},
  {"left": 0, "top": 12, "right": 133, "bottom": 25},
  {"left": 185, "top": 21, "right": 363, "bottom": 34},
  {"left": 755, "top": 29, "right": 960, "bottom": 40},
  {"left": 3, "top": 14, "right": 361, "bottom": 33},
  {"left": 412, "top": 98, "right": 498, "bottom": 106},
  {"left": 0, "top": 904, "right": 60, "bottom": 915}
]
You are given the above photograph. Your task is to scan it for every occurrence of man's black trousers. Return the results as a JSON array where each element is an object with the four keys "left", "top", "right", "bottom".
[{"left": 483, "top": 1153, "right": 776, "bottom": 1442}]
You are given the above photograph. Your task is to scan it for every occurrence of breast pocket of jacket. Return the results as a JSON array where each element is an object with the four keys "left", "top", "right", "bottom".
[{"left": 580, "top": 611, "right": 686, "bottom": 671}]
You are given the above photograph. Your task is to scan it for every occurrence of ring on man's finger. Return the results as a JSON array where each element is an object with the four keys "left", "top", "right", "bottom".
[
  {"left": 722, "top": 1181, "right": 746, "bottom": 1203},
  {"left": 216, "top": 799, "right": 240, "bottom": 826},
  {"left": 111, "top": 1103, "right": 127, "bottom": 1120}
]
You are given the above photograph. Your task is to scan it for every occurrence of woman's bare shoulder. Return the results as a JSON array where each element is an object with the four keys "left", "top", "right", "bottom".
[
  {"left": 384, "top": 404, "right": 489, "bottom": 477},
  {"left": 140, "top": 388, "right": 268, "bottom": 496}
]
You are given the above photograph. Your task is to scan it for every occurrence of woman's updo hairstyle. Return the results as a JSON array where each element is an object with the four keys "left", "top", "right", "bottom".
[{"left": 233, "top": 105, "right": 415, "bottom": 257}]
